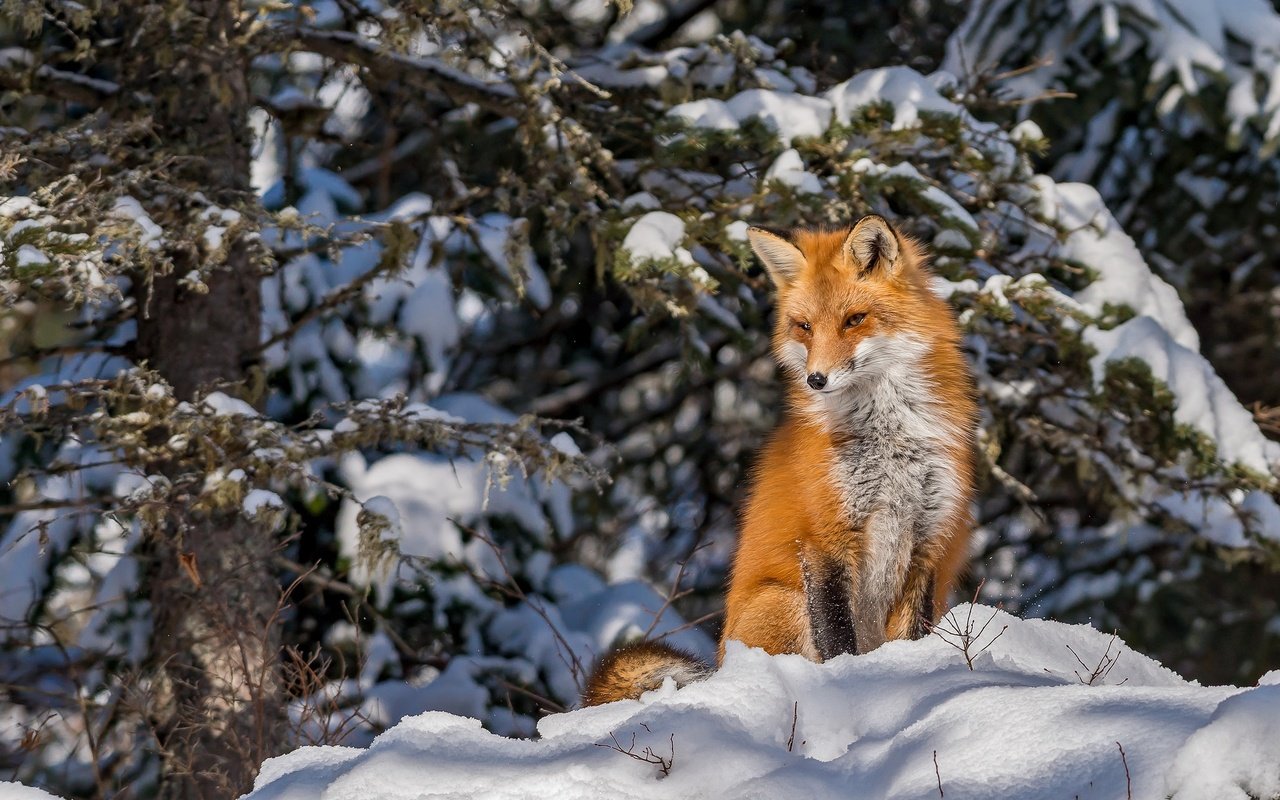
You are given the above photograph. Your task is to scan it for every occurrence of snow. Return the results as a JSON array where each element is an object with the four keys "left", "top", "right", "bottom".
[
  {"left": 110, "top": 196, "right": 163, "bottom": 251},
  {"left": 665, "top": 97, "right": 738, "bottom": 131},
  {"left": 202, "top": 391, "right": 260, "bottom": 417},
  {"left": 946, "top": 0, "right": 1280, "bottom": 146},
  {"left": 332, "top": 391, "right": 578, "bottom": 600},
  {"left": 397, "top": 266, "right": 459, "bottom": 388},
  {"left": 336, "top": 452, "right": 547, "bottom": 578},
  {"left": 549, "top": 432, "right": 581, "bottom": 457},
  {"left": 0, "top": 449, "right": 103, "bottom": 639},
  {"left": 852, "top": 159, "right": 979, "bottom": 232},
  {"left": 1088, "top": 316, "right": 1277, "bottom": 474},
  {"left": 473, "top": 213, "right": 551, "bottom": 309},
  {"left": 668, "top": 89, "right": 832, "bottom": 146},
  {"left": 763, "top": 148, "right": 823, "bottom": 194},
  {"left": 1038, "top": 179, "right": 1280, "bottom": 474},
  {"left": 557, "top": 579, "right": 715, "bottom": 664},
  {"left": 621, "top": 211, "right": 693, "bottom": 265},
  {"left": 1165, "top": 684, "right": 1280, "bottom": 800},
  {"left": 243, "top": 489, "right": 285, "bottom": 515},
  {"left": 723, "top": 90, "right": 831, "bottom": 146},
  {"left": 723, "top": 220, "right": 749, "bottom": 241},
  {"left": 827, "top": 66, "right": 967, "bottom": 129},
  {"left": 14, "top": 244, "right": 50, "bottom": 268},
  {"left": 0, "top": 783, "right": 64, "bottom": 800},
  {"left": 243, "top": 606, "right": 1278, "bottom": 800}
]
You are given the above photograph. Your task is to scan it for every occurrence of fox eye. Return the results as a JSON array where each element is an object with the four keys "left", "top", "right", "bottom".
[
  {"left": 793, "top": 320, "right": 811, "bottom": 333},
  {"left": 845, "top": 313, "right": 867, "bottom": 328}
]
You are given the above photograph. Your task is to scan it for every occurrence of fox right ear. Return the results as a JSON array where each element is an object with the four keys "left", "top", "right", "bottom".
[
  {"left": 746, "top": 226, "right": 805, "bottom": 287},
  {"left": 845, "top": 215, "right": 900, "bottom": 276}
]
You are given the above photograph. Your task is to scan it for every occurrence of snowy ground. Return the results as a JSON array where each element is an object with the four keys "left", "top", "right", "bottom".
[{"left": 240, "top": 605, "right": 1279, "bottom": 800}]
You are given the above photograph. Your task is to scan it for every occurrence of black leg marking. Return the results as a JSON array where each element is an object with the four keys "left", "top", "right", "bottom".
[
  {"left": 914, "top": 574, "right": 936, "bottom": 639},
  {"left": 803, "top": 557, "right": 857, "bottom": 660}
]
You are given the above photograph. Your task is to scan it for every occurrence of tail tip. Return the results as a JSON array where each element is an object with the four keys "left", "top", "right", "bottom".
[{"left": 581, "top": 640, "right": 709, "bottom": 706}]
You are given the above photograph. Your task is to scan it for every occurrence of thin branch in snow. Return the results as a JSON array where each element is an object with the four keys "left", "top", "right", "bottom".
[
  {"left": 932, "top": 582, "right": 1009, "bottom": 670},
  {"left": 933, "top": 749, "right": 944, "bottom": 798},
  {"left": 595, "top": 730, "right": 674, "bottom": 777},
  {"left": 787, "top": 701, "right": 798, "bottom": 753},
  {"left": 1065, "top": 634, "right": 1125, "bottom": 686},
  {"left": 1116, "top": 741, "right": 1131, "bottom": 800}
]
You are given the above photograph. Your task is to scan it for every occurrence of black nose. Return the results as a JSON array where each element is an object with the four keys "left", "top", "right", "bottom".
[{"left": 807, "top": 372, "right": 827, "bottom": 390}]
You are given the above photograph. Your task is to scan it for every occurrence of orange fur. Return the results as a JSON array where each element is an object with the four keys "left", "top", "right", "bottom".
[{"left": 581, "top": 641, "right": 708, "bottom": 705}]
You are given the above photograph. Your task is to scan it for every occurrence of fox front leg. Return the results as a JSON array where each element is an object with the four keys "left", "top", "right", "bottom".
[{"left": 802, "top": 555, "right": 858, "bottom": 660}]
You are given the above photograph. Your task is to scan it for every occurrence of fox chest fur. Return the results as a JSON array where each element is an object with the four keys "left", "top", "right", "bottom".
[{"left": 819, "top": 371, "right": 964, "bottom": 651}]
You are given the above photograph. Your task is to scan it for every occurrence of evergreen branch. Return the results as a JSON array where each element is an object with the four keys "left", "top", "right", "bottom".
[
  {"left": 627, "top": 0, "right": 720, "bottom": 48},
  {"left": 285, "top": 28, "right": 522, "bottom": 117},
  {"left": 0, "top": 63, "right": 121, "bottom": 105}
]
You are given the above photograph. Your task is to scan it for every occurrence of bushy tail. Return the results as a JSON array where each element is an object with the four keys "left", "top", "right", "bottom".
[{"left": 582, "top": 640, "right": 710, "bottom": 706}]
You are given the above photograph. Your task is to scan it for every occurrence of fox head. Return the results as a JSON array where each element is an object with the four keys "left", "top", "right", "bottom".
[{"left": 747, "top": 216, "right": 955, "bottom": 399}]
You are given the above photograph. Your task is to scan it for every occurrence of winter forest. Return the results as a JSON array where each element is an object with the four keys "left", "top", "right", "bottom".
[{"left": 2, "top": 0, "right": 1280, "bottom": 798}]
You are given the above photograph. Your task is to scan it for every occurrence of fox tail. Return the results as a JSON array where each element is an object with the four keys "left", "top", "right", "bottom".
[{"left": 581, "top": 640, "right": 710, "bottom": 706}]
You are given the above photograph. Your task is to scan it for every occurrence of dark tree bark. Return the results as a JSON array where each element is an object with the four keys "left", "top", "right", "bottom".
[{"left": 118, "top": 2, "right": 285, "bottom": 797}]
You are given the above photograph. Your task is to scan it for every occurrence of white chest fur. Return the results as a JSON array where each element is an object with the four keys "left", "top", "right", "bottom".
[{"left": 816, "top": 343, "right": 964, "bottom": 650}]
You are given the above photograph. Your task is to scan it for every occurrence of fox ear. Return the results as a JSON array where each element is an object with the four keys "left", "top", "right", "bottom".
[
  {"left": 747, "top": 226, "right": 805, "bottom": 287},
  {"left": 845, "top": 215, "right": 900, "bottom": 275}
]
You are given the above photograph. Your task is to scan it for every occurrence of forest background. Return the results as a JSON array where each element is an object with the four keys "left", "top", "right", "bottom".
[{"left": 3, "top": 1, "right": 1280, "bottom": 797}]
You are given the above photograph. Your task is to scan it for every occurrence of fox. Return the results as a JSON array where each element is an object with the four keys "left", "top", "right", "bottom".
[{"left": 582, "top": 215, "right": 978, "bottom": 706}]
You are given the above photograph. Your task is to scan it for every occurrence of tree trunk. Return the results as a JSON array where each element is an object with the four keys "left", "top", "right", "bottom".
[{"left": 119, "top": 2, "right": 285, "bottom": 797}]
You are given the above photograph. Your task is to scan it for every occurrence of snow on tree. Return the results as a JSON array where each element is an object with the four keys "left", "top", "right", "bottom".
[
  {"left": 945, "top": 0, "right": 1280, "bottom": 408},
  {"left": 1, "top": 1, "right": 1278, "bottom": 798}
]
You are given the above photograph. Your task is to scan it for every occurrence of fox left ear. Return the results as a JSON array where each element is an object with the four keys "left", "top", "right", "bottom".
[
  {"left": 845, "top": 215, "right": 900, "bottom": 276},
  {"left": 747, "top": 226, "right": 806, "bottom": 288}
]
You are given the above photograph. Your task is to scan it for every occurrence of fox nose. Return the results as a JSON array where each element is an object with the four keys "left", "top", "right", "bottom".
[{"left": 807, "top": 372, "right": 827, "bottom": 390}]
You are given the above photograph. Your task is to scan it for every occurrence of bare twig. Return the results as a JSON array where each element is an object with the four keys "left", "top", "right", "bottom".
[
  {"left": 787, "top": 702, "right": 798, "bottom": 752},
  {"left": 641, "top": 541, "right": 710, "bottom": 641},
  {"left": 1116, "top": 741, "right": 1131, "bottom": 800},
  {"left": 933, "top": 749, "right": 944, "bottom": 798},
  {"left": 456, "top": 522, "right": 587, "bottom": 691},
  {"left": 932, "top": 581, "right": 1009, "bottom": 670},
  {"left": 595, "top": 730, "right": 675, "bottom": 777},
  {"left": 649, "top": 609, "right": 724, "bottom": 643},
  {"left": 1064, "top": 634, "right": 1125, "bottom": 686},
  {"left": 273, "top": 556, "right": 417, "bottom": 658},
  {"left": 498, "top": 679, "right": 567, "bottom": 715}
]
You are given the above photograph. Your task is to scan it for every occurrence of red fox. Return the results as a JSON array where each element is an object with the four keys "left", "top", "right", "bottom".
[{"left": 583, "top": 216, "right": 978, "bottom": 706}]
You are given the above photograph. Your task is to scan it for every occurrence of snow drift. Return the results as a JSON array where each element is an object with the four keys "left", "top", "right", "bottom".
[{"left": 244, "top": 605, "right": 1280, "bottom": 800}]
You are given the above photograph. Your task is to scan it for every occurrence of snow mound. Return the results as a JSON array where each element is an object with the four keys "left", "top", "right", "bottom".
[
  {"left": 1165, "top": 684, "right": 1280, "bottom": 800},
  {"left": 244, "top": 606, "right": 1275, "bottom": 800}
]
